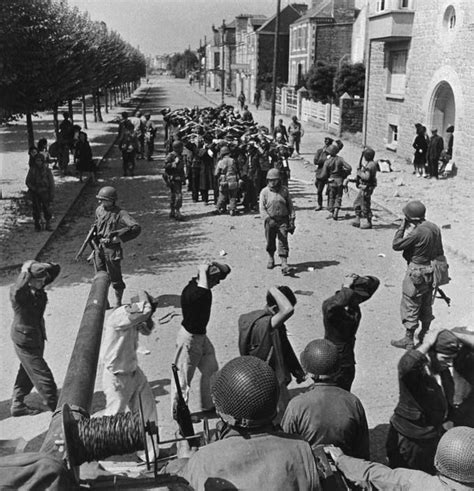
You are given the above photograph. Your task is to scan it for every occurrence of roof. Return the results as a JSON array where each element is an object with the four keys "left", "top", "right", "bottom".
[
  {"left": 249, "top": 16, "right": 267, "bottom": 26},
  {"left": 292, "top": 0, "right": 334, "bottom": 24},
  {"left": 258, "top": 3, "right": 307, "bottom": 32}
]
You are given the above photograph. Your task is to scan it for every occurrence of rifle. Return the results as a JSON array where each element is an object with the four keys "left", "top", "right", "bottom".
[
  {"left": 313, "top": 446, "right": 351, "bottom": 490},
  {"left": 435, "top": 287, "right": 451, "bottom": 306},
  {"left": 74, "top": 225, "right": 98, "bottom": 261},
  {"left": 171, "top": 364, "right": 198, "bottom": 445}
]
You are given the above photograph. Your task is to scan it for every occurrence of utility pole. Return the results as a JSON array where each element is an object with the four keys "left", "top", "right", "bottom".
[
  {"left": 198, "top": 39, "right": 202, "bottom": 90},
  {"left": 270, "top": 0, "right": 281, "bottom": 133},
  {"left": 204, "top": 35, "right": 207, "bottom": 94},
  {"left": 221, "top": 19, "right": 226, "bottom": 105}
]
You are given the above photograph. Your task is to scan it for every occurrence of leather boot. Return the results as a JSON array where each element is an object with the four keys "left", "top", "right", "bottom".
[
  {"left": 45, "top": 220, "right": 53, "bottom": 231},
  {"left": 281, "top": 257, "right": 290, "bottom": 276},
  {"left": 113, "top": 289, "right": 124, "bottom": 309},
  {"left": 267, "top": 254, "right": 275, "bottom": 269},
  {"left": 391, "top": 330, "right": 415, "bottom": 350},
  {"left": 360, "top": 217, "right": 372, "bottom": 229},
  {"left": 351, "top": 215, "right": 361, "bottom": 228},
  {"left": 332, "top": 208, "right": 339, "bottom": 221},
  {"left": 169, "top": 209, "right": 175, "bottom": 219}
]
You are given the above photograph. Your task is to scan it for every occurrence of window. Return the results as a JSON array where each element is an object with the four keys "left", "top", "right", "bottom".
[
  {"left": 387, "top": 49, "right": 407, "bottom": 95},
  {"left": 376, "top": 0, "right": 386, "bottom": 12},
  {"left": 443, "top": 6, "right": 456, "bottom": 29},
  {"left": 388, "top": 124, "right": 398, "bottom": 147},
  {"left": 399, "top": 0, "right": 410, "bottom": 8}
]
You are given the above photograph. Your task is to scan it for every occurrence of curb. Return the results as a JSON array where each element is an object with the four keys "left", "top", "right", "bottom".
[{"left": 0, "top": 85, "right": 152, "bottom": 275}]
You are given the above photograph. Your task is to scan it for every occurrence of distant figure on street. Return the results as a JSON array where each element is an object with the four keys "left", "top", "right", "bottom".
[
  {"left": 237, "top": 91, "right": 246, "bottom": 112},
  {"left": 313, "top": 136, "right": 333, "bottom": 211},
  {"left": 164, "top": 140, "right": 186, "bottom": 220},
  {"left": 413, "top": 123, "right": 428, "bottom": 177},
  {"left": 26, "top": 153, "right": 55, "bottom": 232},
  {"left": 74, "top": 131, "right": 96, "bottom": 183},
  {"left": 288, "top": 115, "right": 303, "bottom": 157},
  {"left": 253, "top": 90, "right": 261, "bottom": 110},
  {"left": 426, "top": 128, "right": 444, "bottom": 179},
  {"left": 144, "top": 113, "right": 157, "bottom": 161},
  {"left": 242, "top": 105, "right": 253, "bottom": 122},
  {"left": 10, "top": 260, "right": 61, "bottom": 416},
  {"left": 273, "top": 119, "right": 289, "bottom": 143},
  {"left": 446, "top": 125, "right": 454, "bottom": 158},
  {"left": 118, "top": 120, "right": 139, "bottom": 177}
]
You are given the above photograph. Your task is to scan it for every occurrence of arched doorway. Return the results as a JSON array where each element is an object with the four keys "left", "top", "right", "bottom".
[{"left": 429, "top": 81, "right": 455, "bottom": 147}]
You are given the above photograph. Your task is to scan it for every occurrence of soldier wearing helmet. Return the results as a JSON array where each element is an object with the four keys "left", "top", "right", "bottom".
[
  {"left": 117, "top": 119, "right": 139, "bottom": 176},
  {"left": 391, "top": 200, "right": 445, "bottom": 349},
  {"left": 326, "top": 425, "right": 474, "bottom": 489},
  {"left": 319, "top": 143, "right": 352, "bottom": 220},
  {"left": 238, "top": 286, "right": 305, "bottom": 413},
  {"left": 281, "top": 339, "right": 370, "bottom": 459},
  {"left": 180, "top": 356, "right": 320, "bottom": 490},
  {"left": 350, "top": 146, "right": 378, "bottom": 229},
  {"left": 259, "top": 168, "right": 296, "bottom": 275},
  {"left": 387, "top": 329, "right": 462, "bottom": 474},
  {"left": 322, "top": 273, "right": 380, "bottom": 391},
  {"left": 313, "top": 136, "right": 333, "bottom": 211},
  {"left": 101, "top": 290, "right": 159, "bottom": 461},
  {"left": 93, "top": 186, "right": 141, "bottom": 308},
  {"left": 164, "top": 140, "right": 186, "bottom": 220},
  {"left": 214, "top": 146, "right": 240, "bottom": 216}
]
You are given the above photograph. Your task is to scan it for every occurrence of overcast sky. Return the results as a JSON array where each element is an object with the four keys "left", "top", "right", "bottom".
[{"left": 68, "top": 0, "right": 301, "bottom": 56}]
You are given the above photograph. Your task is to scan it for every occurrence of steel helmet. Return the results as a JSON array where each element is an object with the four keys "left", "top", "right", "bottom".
[
  {"left": 212, "top": 356, "right": 278, "bottom": 428},
  {"left": 402, "top": 200, "right": 426, "bottom": 221},
  {"left": 300, "top": 339, "right": 340, "bottom": 377},
  {"left": 220, "top": 146, "right": 230, "bottom": 156},
  {"left": 363, "top": 147, "right": 375, "bottom": 161},
  {"left": 327, "top": 143, "right": 339, "bottom": 157},
  {"left": 266, "top": 168, "right": 281, "bottom": 180},
  {"left": 172, "top": 140, "right": 183, "bottom": 152},
  {"left": 434, "top": 426, "right": 474, "bottom": 484},
  {"left": 96, "top": 186, "right": 117, "bottom": 202}
]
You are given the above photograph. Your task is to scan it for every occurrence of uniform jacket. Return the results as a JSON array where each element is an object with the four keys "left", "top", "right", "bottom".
[
  {"left": 320, "top": 156, "right": 352, "bottom": 185},
  {"left": 164, "top": 151, "right": 186, "bottom": 182},
  {"left": 259, "top": 185, "right": 295, "bottom": 221},
  {"left": 392, "top": 349, "right": 452, "bottom": 439},
  {"left": 336, "top": 454, "right": 471, "bottom": 490},
  {"left": 10, "top": 264, "right": 60, "bottom": 347},
  {"left": 215, "top": 155, "right": 239, "bottom": 189},
  {"left": 427, "top": 134, "right": 444, "bottom": 162},
  {"left": 356, "top": 160, "right": 378, "bottom": 188},
  {"left": 413, "top": 133, "right": 428, "bottom": 164},
  {"left": 182, "top": 427, "right": 320, "bottom": 491},
  {"left": 26, "top": 165, "right": 55, "bottom": 201},
  {"left": 313, "top": 147, "right": 330, "bottom": 179},
  {"left": 94, "top": 204, "right": 141, "bottom": 253},
  {"left": 282, "top": 382, "right": 370, "bottom": 459},
  {"left": 392, "top": 220, "right": 444, "bottom": 265}
]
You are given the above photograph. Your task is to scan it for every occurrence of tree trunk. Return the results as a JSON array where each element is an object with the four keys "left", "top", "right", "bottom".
[
  {"left": 26, "top": 111, "right": 35, "bottom": 148},
  {"left": 92, "top": 92, "right": 98, "bottom": 123},
  {"left": 104, "top": 88, "right": 109, "bottom": 113},
  {"left": 68, "top": 99, "right": 74, "bottom": 123},
  {"left": 82, "top": 94, "right": 88, "bottom": 130},
  {"left": 52, "top": 104, "right": 59, "bottom": 138},
  {"left": 96, "top": 91, "right": 103, "bottom": 122},
  {"left": 114, "top": 86, "right": 118, "bottom": 105}
]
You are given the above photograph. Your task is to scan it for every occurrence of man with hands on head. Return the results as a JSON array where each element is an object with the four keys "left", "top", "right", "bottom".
[{"left": 10, "top": 260, "right": 61, "bottom": 416}]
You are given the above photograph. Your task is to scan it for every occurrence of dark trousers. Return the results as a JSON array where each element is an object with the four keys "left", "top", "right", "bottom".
[
  {"left": 12, "top": 341, "right": 57, "bottom": 410},
  {"left": 31, "top": 193, "right": 52, "bottom": 222},
  {"left": 386, "top": 424, "right": 439, "bottom": 475},
  {"left": 428, "top": 158, "right": 439, "bottom": 178},
  {"left": 353, "top": 186, "right": 374, "bottom": 218},
  {"left": 94, "top": 247, "right": 125, "bottom": 292},
  {"left": 190, "top": 167, "right": 200, "bottom": 202},
  {"left": 146, "top": 138, "right": 154, "bottom": 160},
  {"left": 242, "top": 176, "right": 259, "bottom": 211},
  {"left": 169, "top": 180, "right": 183, "bottom": 211},
  {"left": 327, "top": 183, "right": 344, "bottom": 211},
  {"left": 265, "top": 217, "right": 289, "bottom": 258},
  {"left": 315, "top": 179, "right": 326, "bottom": 207},
  {"left": 122, "top": 151, "right": 136, "bottom": 176},
  {"left": 334, "top": 365, "right": 356, "bottom": 392}
]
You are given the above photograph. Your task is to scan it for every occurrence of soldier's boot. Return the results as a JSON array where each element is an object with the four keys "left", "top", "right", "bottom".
[
  {"left": 281, "top": 256, "right": 290, "bottom": 276},
  {"left": 174, "top": 210, "right": 184, "bottom": 221},
  {"left": 332, "top": 208, "right": 339, "bottom": 221},
  {"left": 360, "top": 217, "right": 372, "bottom": 229},
  {"left": 113, "top": 289, "right": 124, "bottom": 309},
  {"left": 34, "top": 220, "right": 42, "bottom": 232},
  {"left": 351, "top": 214, "right": 361, "bottom": 228},
  {"left": 45, "top": 220, "right": 53, "bottom": 232},
  {"left": 266, "top": 254, "right": 275, "bottom": 270},
  {"left": 169, "top": 208, "right": 176, "bottom": 219},
  {"left": 390, "top": 330, "right": 415, "bottom": 350}
]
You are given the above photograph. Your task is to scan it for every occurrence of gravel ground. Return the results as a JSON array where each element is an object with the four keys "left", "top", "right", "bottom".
[{"left": 0, "top": 77, "right": 472, "bottom": 473}]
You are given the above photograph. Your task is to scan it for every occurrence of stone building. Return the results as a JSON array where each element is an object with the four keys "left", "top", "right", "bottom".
[
  {"left": 288, "top": 0, "right": 356, "bottom": 86},
  {"left": 365, "top": 0, "right": 473, "bottom": 174}
]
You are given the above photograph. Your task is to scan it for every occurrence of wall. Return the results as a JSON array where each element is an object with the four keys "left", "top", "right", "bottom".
[{"left": 316, "top": 23, "right": 353, "bottom": 64}]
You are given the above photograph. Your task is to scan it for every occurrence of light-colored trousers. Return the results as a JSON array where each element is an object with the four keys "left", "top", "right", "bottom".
[{"left": 171, "top": 327, "right": 219, "bottom": 412}]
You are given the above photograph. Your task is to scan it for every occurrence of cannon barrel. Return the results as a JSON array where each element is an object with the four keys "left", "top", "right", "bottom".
[{"left": 40, "top": 271, "right": 110, "bottom": 455}]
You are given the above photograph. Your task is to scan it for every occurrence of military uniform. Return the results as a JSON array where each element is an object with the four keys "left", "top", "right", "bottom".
[
  {"left": 392, "top": 220, "right": 444, "bottom": 336},
  {"left": 182, "top": 427, "right": 320, "bottom": 490},
  {"left": 313, "top": 144, "right": 331, "bottom": 209},
  {"left": 215, "top": 154, "right": 239, "bottom": 214},
  {"left": 10, "top": 262, "right": 60, "bottom": 413},
  {"left": 353, "top": 159, "right": 378, "bottom": 225},
  {"left": 94, "top": 204, "right": 141, "bottom": 298},
  {"left": 164, "top": 150, "right": 186, "bottom": 217},
  {"left": 281, "top": 381, "right": 370, "bottom": 458},
  {"left": 320, "top": 155, "right": 351, "bottom": 217}
]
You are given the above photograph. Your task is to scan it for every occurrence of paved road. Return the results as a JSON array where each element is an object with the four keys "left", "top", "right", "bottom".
[{"left": 0, "top": 78, "right": 470, "bottom": 464}]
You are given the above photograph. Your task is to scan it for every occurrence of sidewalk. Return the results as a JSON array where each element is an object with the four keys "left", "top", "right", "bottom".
[
  {"left": 0, "top": 83, "right": 150, "bottom": 271},
  {"left": 192, "top": 85, "right": 473, "bottom": 264}
]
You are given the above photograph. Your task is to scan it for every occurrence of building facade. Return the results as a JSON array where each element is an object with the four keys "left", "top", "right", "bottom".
[
  {"left": 365, "top": 0, "right": 473, "bottom": 173},
  {"left": 288, "top": 0, "right": 356, "bottom": 87}
]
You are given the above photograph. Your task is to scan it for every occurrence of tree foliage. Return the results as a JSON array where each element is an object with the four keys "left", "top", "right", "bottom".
[
  {"left": 334, "top": 62, "right": 365, "bottom": 99},
  {"left": 0, "top": 0, "right": 146, "bottom": 118},
  {"left": 305, "top": 62, "right": 337, "bottom": 104},
  {"left": 168, "top": 50, "right": 198, "bottom": 78}
]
